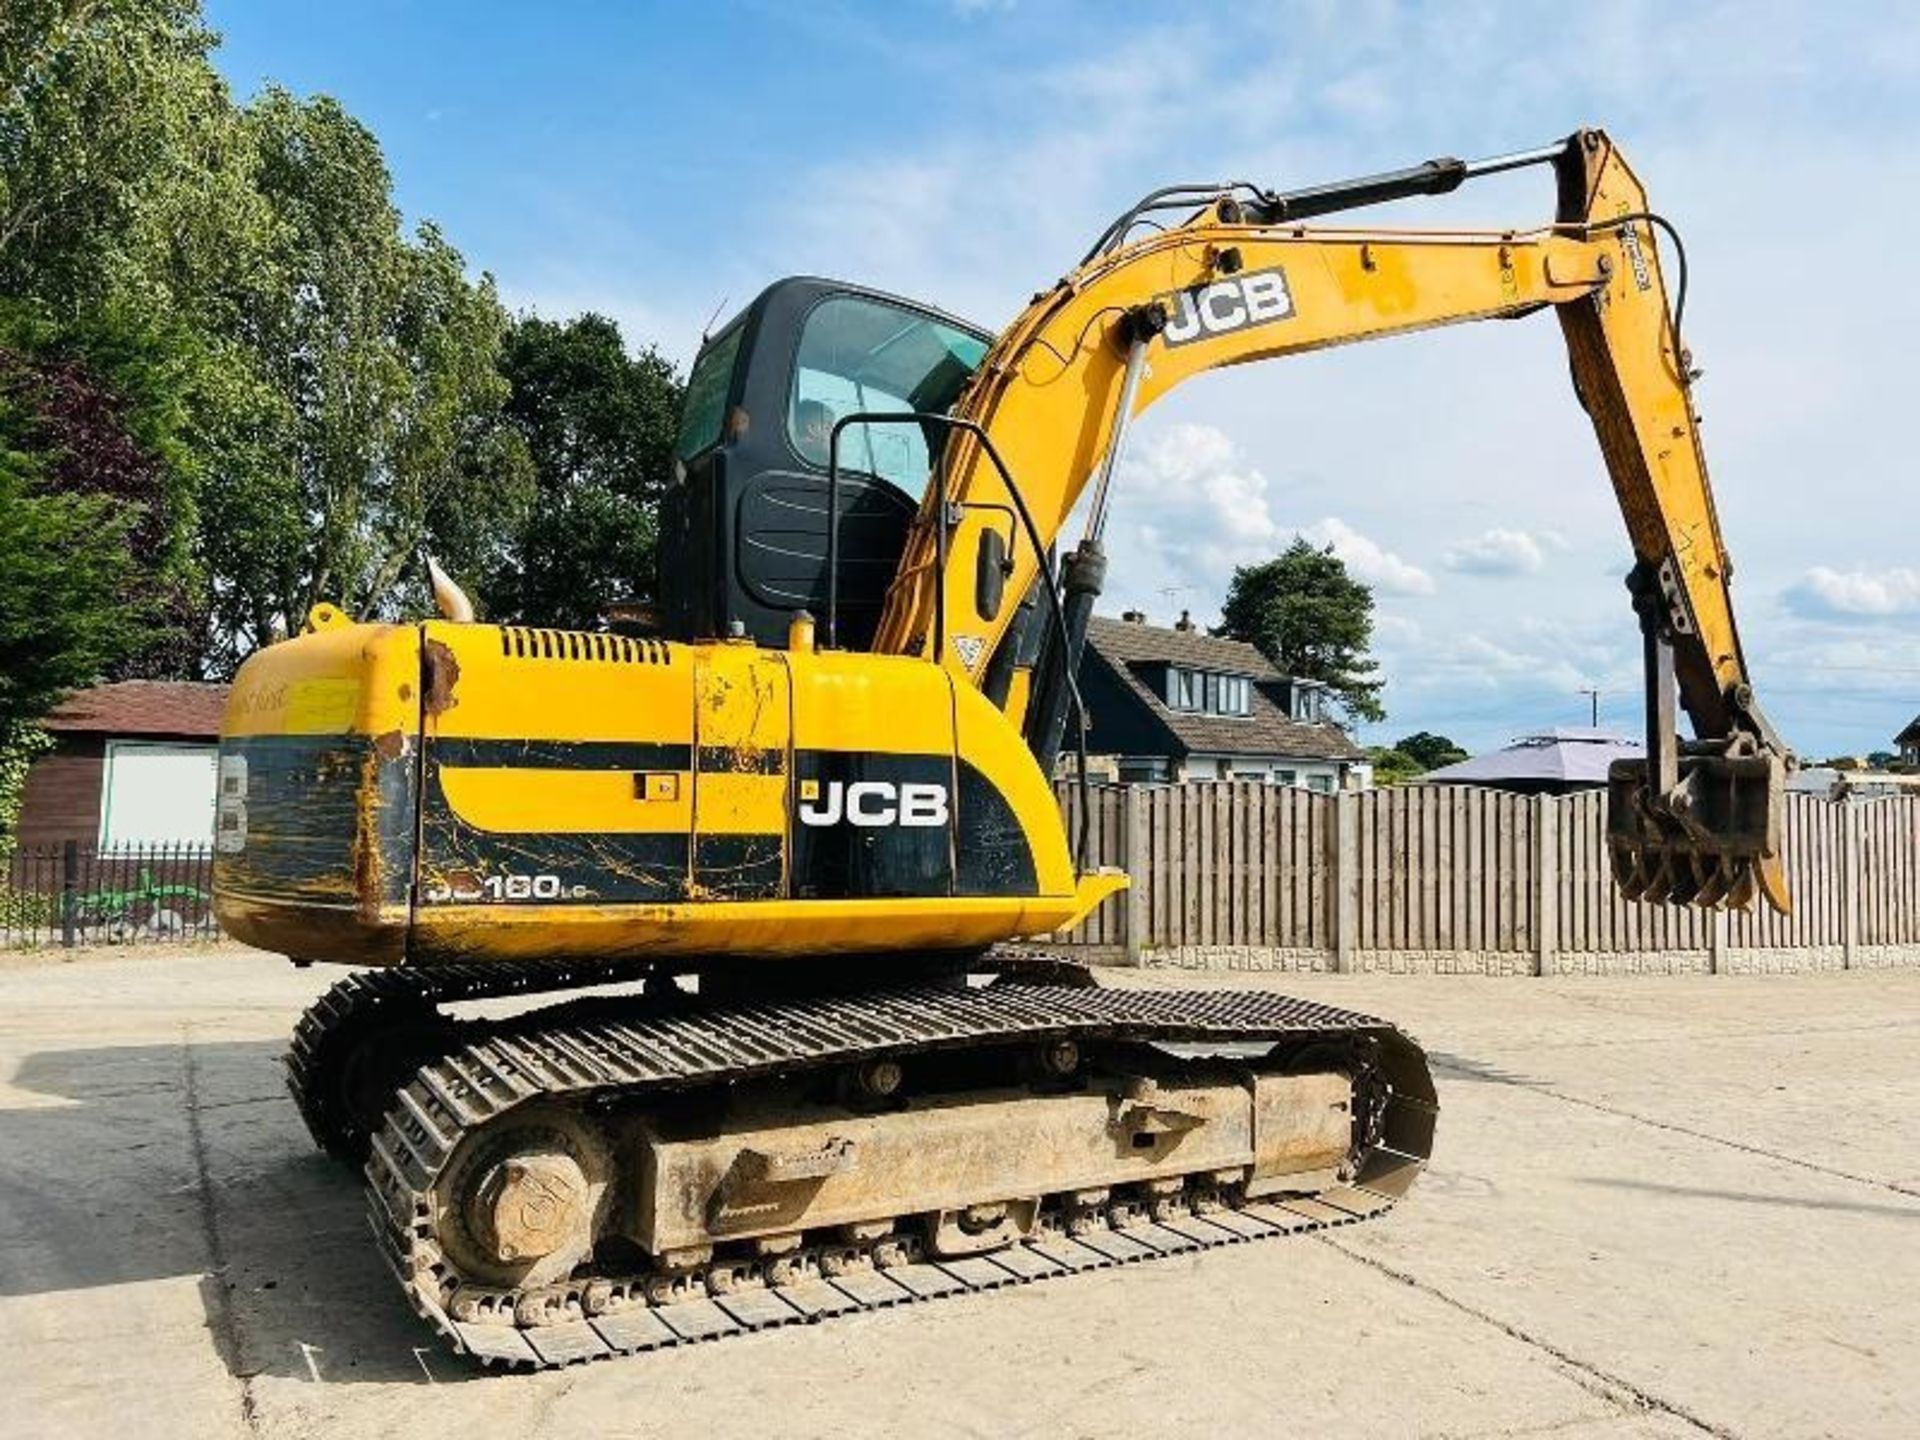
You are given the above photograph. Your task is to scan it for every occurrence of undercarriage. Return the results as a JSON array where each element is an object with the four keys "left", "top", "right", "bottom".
[{"left": 287, "top": 956, "right": 1437, "bottom": 1370}]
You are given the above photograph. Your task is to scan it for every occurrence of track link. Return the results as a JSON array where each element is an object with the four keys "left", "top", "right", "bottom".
[
  {"left": 286, "top": 958, "right": 653, "bottom": 1162},
  {"left": 364, "top": 978, "right": 1437, "bottom": 1370}
]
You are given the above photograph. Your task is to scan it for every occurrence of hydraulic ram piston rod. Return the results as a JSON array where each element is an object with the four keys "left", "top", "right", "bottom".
[{"left": 1252, "top": 138, "right": 1571, "bottom": 224}]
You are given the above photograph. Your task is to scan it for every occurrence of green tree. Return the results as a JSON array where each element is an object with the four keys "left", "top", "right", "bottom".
[
  {"left": 0, "top": 461, "right": 145, "bottom": 749},
  {"left": 1220, "top": 538, "right": 1385, "bottom": 724},
  {"left": 196, "top": 90, "right": 533, "bottom": 669},
  {"left": 1, "top": 1, "right": 272, "bottom": 324},
  {"left": 1366, "top": 745, "right": 1427, "bottom": 786},
  {"left": 494, "top": 313, "right": 683, "bottom": 628},
  {"left": 1394, "top": 731, "right": 1468, "bottom": 770},
  {"left": 1, "top": 302, "right": 208, "bottom": 676}
]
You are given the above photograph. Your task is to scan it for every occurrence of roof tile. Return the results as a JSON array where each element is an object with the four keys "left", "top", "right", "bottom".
[
  {"left": 1083, "top": 616, "right": 1363, "bottom": 762},
  {"left": 44, "top": 681, "right": 230, "bottom": 738}
]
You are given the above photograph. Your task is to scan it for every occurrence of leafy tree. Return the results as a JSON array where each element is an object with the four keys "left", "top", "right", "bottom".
[
  {"left": 1867, "top": 750, "right": 1898, "bottom": 770},
  {"left": 1, "top": 302, "right": 207, "bottom": 676},
  {"left": 1, "top": 1, "right": 271, "bottom": 323},
  {"left": 196, "top": 90, "right": 533, "bottom": 668},
  {"left": 0, "top": 460, "right": 145, "bottom": 741},
  {"left": 1394, "top": 731, "right": 1469, "bottom": 770},
  {"left": 4, "top": 2, "right": 674, "bottom": 678},
  {"left": 1220, "top": 538, "right": 1385, "bottom": 724},
  {"left": 1366, "top": 745, "right": 1427, "bottom": 786},
  {"left": 494, "top": 313, "right": 683, "bottom": 628}
]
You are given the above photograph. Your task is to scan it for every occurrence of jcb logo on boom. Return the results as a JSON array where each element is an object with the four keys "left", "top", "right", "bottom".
[
  {"left": 1161, "top": 266, "right": 1295, "bottom": 347},
  {"left": 797, "top": 780, "right": 950, "bottom": 828}
]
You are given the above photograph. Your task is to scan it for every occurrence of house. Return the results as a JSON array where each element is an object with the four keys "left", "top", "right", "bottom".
[
  {"left": 1071, "top": 611, "right": 1369, "bottom": 790},
  {"left": 13, "top": 681, "right": 229, "bottom": 851},
  {"left": 1421, "top": 727, "right": 1643, "bottom": 795},
  {"left": 1897, "top": 716, "right": 1920, "bottom": 767}
]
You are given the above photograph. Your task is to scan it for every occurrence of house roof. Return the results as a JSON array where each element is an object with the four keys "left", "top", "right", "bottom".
[
  {"left": 1082, "top": 615, "right": 1363, "bottom": 762},
  {"left": 1897, "top": 715, "right": 1920, "bottom": 746},
  {"left": 43, "top": 681, "right": 230, "bottom": 738},
  {"left": 1424, "top": 727, "right": 1643, "bottom": 786}
]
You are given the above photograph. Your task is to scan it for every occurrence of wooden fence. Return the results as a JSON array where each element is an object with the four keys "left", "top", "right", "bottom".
[{"left": 1054, "top": 782, "right": 1920, "bottom": 974}]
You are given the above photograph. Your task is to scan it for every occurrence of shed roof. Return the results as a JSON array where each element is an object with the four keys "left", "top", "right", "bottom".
[
  {"left": 43, "top": 681, "right": 230, "bottom": 738},
  {"left": 1083, "top": 615, "right": 1362, "bottom": 762}
]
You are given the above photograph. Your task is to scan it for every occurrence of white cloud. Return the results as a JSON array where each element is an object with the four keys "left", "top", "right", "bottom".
[
  {"left": 1096, "top": 422, "right": 1433, "bottom": 614},
  {"left": 1785, "top": 566, "right": 1920, "bottom": 620},
  {"left": 1303, "top": 517, "right": 1435, "bottom": 595},
  {"left": 1443, "top": 528, "right": 1548, "bottom": 577}
]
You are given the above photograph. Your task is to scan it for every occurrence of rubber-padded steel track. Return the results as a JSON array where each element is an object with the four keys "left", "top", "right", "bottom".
[{"left": 363, "top": 977, "right": 1437, "bottom": 1370}]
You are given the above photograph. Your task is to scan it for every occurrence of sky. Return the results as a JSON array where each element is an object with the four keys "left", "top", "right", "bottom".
[{"left": 204, "top": 0, "right": 1920, "bottom": 758}]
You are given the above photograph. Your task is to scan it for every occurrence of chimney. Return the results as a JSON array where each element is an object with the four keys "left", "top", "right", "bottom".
[
  {"left": 1175, "top": 609, "right": 1196, "bottom": 633},
  {"left": 1121, "top": 608, "right": 1147, "bottom": 624}
]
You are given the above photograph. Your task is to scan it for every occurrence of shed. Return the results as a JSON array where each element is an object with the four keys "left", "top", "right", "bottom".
[{"left": 12, "top": 682, "right": 230, "bottom": 850}]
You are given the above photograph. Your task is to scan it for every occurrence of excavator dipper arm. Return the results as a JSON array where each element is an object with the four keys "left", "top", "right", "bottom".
[{"left": 873, "top": 128, "right": 1789, "bottom": 912}]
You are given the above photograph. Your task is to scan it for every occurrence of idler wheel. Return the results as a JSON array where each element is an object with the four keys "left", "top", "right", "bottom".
[{"left": 434, "top": 1106, "right": 610, "bottom": 1289}]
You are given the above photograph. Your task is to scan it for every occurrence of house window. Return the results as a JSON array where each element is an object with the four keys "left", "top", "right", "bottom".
[
  {"left": 1166, "top": 667, "right": 1250, "bottom": 716},
  {"left": 99, "top": 741, "right": 218, "bottom": 849},
  {"left": 1277, "top": 769, "right": 1297, "bottom": 786},
  {"left": 1306, "top": 774, "right": 1335, "bottom": 794},
  {"left": 1116, "top": 757, "right": 1171, "bottom": 784}
]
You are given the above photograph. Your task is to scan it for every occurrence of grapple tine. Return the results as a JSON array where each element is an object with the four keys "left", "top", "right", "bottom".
[
  {"left": 1694, "top": 855, "right": 1731, "bottom": 908},
  {"left": 1664, "top": 855, "right": 1701, "bottom": 906},
  {"left": 1726, "top": 859, "right": 1757, "bottom": 911},
  {"left": 1755, "top": 852, "right": 1790, "bottom": 916}
]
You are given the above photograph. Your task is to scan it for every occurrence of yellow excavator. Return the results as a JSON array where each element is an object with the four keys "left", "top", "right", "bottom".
[{"left": 213, "top": 129, "right": 1787, "bottom": 1368}]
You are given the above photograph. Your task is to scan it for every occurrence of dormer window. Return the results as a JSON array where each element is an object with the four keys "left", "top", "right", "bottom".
[
  {"left": 1280, "top": 679, "right": 1328, "bottom": 724},
  {"left": 1166, "top": 667, "right": 1251, "bottom": 716}
]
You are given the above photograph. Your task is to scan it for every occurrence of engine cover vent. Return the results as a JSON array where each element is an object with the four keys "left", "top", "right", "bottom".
[{"left": 498, "top": 627, "right": 671, "bottom": 665}]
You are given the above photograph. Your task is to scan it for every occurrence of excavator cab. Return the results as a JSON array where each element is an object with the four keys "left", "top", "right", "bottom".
[{"left": 657, "top": 278, "right": 991, "bottom": 651}]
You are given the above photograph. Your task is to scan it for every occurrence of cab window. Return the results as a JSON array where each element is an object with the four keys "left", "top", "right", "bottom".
[
  {"left": 789, "top": 295, "right": 988, "bottom": 499},
  {"left": 675, "top": 324, "right": 744, "bottom": 461}
]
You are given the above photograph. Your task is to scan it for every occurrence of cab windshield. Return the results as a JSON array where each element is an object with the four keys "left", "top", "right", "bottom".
[{"left": 789, "top": 295, "right": 990, "bottom": 499}]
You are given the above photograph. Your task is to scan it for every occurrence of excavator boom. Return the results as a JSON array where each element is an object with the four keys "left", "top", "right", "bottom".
[{"left": 871, "top": 128, "right": 1789, "bottom": 910}]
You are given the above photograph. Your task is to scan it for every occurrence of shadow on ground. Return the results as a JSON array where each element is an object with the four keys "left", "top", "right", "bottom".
[
  {"left": 1583, "top": 1176, "right": 1920, "bottom": 1219},
  {"left": 0, "top": 1038, "right": 480, "bottom": 1386}
]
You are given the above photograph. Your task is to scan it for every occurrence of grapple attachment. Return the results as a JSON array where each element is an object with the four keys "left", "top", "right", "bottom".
[{"left": 1605, "top": 740, "right": 1789, "bottom": 913}]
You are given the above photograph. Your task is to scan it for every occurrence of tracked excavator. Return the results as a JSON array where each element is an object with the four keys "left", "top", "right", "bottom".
[{"left": 214, "top": 129, "right": 1789, "bottom": 1368}]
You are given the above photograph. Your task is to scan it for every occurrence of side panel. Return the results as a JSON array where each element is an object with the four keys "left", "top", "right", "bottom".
[
  {"left": 787, "top": 652, "right": 956, "bottom": 900},
  {"left": 693, "top": 645, "right": 791, "bottom": 900},
  {"left": 212, "top": 621, "right": 422, "bottom": 965},
  {"left": 417, "top": 624, "right": 698, "bottom": 907},
  {"left": 952, "top": 679, "right": 1072, "bottom": 899}
]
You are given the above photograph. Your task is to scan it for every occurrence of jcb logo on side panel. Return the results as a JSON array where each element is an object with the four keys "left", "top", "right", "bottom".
[
  {"left": 798, "top": 780, "right": 950, "bottom": 828},
  {"left": 1161, "top": 267, "right": 1295, "bottom": 347}
]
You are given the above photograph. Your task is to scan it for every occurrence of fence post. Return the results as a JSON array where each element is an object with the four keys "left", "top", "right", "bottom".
[
  {"left": 1333, "top": 792, "right": 1357, "bottom": 974},
  {"left": 1535, "top": 794, "right": 1558, "bottom": 977},
  {"left": 1121, "top": 785, "right": 1146, "bottom": 966},
  {"left": 60, "top": 839, "right": 79, "bottom": 948},
  {"left": 1708, "top": 906, "right": 1725, "bottom": 975},
  {"left": 1842, "top": 797, "right": 1859, "bottom": 970}
]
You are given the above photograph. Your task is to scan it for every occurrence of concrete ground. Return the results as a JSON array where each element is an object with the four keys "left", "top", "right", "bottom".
[{"left": 1, "top": 948, "right": 1916, "bottom": 1440}]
